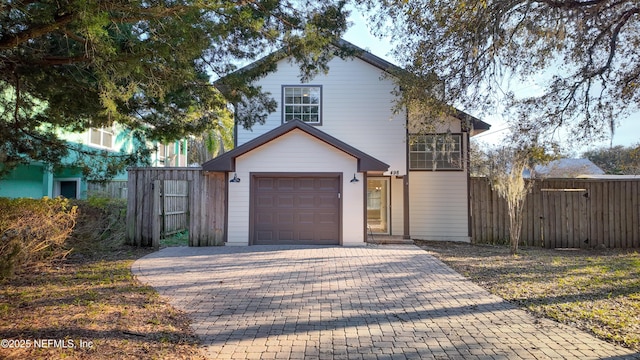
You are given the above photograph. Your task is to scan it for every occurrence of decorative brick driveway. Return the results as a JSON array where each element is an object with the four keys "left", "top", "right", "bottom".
[{"left": 132, "top": 245, "right": 638, "bottom": 359}]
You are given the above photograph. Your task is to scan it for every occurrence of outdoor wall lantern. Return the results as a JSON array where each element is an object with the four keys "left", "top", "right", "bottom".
[
  {"left": 230, "top": 173, "right": 241, "bottom": 183},
  {"left": 350, "top": 174, "right": 359, "bottom": 183}
]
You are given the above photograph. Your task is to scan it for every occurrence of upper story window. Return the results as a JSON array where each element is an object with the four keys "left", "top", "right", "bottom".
[
  {"left": 157, "top": 143, "right": 176, "bottom": 166},
  {"left": 89, "top": 127, "right": 114, "bottom": 149},
  {"left": 409, "top": 134, "right": 463, "bottom": 170},
  {"left": 282, "top": 86, "right": 321, "bottom": 124}
]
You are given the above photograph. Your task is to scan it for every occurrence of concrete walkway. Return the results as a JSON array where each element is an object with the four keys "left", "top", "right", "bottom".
[{"left": 132, "top": 245, "right": 638, "bottom": 360}]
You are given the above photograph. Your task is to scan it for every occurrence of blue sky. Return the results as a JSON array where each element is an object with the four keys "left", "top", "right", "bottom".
[{"left": 342, "top": 10, "right": 639, "bottom": 152}]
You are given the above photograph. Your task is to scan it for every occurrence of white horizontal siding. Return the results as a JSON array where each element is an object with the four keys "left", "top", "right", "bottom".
[
  {"left": 390, "top": 176, "right": 404, "bottom": 236},
  {"left": 408, "top": 115, "right": 462, "bottom": 134},
  {"left": 227, "top": 129, "right": 364, "bottom": 246},
  {"left": 237, "top": 56, "right": 406, "bottom": 175},
  {"left": 409, "top": 171, "right": 470, "bottom": 241}
]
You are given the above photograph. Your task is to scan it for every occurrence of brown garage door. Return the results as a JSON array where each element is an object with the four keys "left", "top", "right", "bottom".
[{"left": 252, "top": 175, "right": 340, "bottom": 245}]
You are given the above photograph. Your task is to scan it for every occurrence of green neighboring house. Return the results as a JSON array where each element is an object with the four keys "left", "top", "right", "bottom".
[{"left": 0, "top": 125, "right": 189, "bottom": 199}]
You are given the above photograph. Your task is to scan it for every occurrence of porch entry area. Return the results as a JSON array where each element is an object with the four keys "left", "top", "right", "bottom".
[{"left": 367, "top": 177, "right": 389, "bottom": 234}]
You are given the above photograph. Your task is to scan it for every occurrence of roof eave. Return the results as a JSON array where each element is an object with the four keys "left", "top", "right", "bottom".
[{"left": 202, "top": 120, "right": 389, "bottom": 173}]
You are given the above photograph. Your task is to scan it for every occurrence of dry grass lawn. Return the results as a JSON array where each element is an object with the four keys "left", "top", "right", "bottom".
[
  {"left": 0, "top": 201, "right": 205, "bottom": 360},
  {"left": 416, "top": 240, "right": 640, "bottom": 351}
]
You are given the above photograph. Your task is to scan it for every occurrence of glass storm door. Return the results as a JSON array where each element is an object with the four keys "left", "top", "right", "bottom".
[{"left": 367, "top": 178, "right": 389, "bottom": 234}]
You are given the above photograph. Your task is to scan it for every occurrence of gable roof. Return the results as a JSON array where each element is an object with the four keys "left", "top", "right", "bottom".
[
  {"left": 216, "top": 39, "right": 490, "bottom": 135},
  {"left": 202, "top": 119, "right": 389, "bottom": 172}
]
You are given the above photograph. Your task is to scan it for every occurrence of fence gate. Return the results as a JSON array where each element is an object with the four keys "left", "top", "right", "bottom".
[
  {"left": 540, "top": 188, "right": 589, "bottom": 249},
  {"left": 152, "top": 180, "right": 189, "bottom": 247}
]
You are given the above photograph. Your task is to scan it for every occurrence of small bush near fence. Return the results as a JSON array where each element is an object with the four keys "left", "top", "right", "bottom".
[
  {"left": 69, "top": 196, "right": 127, "bottom": 256},
  {"left": 0, "top": 197, "right": 128, "bottom": 281},
  {"left": 0, "top": 197, "right": 77, "bottom": 280}
]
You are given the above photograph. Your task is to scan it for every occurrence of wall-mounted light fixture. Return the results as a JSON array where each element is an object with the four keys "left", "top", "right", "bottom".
[
  {"left": 230, "top": 173, "right": 241, "bottom": 183},
  {"left": 350, "top": 173, "right": 359, "bottom": 183}
]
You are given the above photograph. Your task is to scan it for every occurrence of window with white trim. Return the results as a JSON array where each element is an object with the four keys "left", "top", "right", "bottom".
[
  {"left": 157, "top": 143, "right": 176, "bottom": 166},
  {"left": 409, "top": 134, "right": 463, "bottom": 170},
  {"left": 282, "top": 86, "right": 321, "bottom": 124},
  {"left": 89, "top": 127, "right": 114, "bottom": 149}
]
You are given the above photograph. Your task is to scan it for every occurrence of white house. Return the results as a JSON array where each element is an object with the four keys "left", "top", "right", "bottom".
[{"left": 202, "top": 41, "right": 490, "bottom": 246}]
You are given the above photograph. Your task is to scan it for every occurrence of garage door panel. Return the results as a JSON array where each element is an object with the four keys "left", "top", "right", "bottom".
[
  {"left": 256, "top": 194, "right": 274, "bottom": 207},
  {"left": 277, "top": 194, "right": 294, "bottom": 207},
  {"left": 298, "top": 230, "right": 314, "bottom": 241},
  {"left": 255, "top": 212, "right": 273, "bottom": 224},
  {"left": 298, "top": 195, "right": 315, "bottom": 208},
  {"left": 317, "top": 178, "right": 339, "bottom": 190},
  {"left": 256, "top": 231, "right": 273, "bottom": 242},
  {"left": 276, "top": 178, "right": 295, "bottom": 191},
  {"left": 277, "top": 212, "right": 294, "bottom": 225},
  {"left": 256, "top": 178, "right": 274, "bottom": 190},
  {"left": 252, "top": 175, "right": 340, "bottom": 245},
  {"left": 278, "top": 230, "right": 294, "bottom": 241},
  {"left": 318, "top": 194, "right": 337, "bottom": 207},
  {"left": 298, "top": 212, "right": 315, "bottom": 224},
  {"left": 318, "top": 212, "right": 338, "bottom": 224},
  {"left": 298, "top": 178, "right": 316, "bottom": 191}
]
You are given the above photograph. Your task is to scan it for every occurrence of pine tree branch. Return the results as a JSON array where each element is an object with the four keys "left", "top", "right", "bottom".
[{"left": 0, "top": 13, "right": 75, "bottom": 50}]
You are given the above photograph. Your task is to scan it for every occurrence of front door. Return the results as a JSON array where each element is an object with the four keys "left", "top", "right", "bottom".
[{"left": 367, "top": 178, "right": 389, "bottom": 234}]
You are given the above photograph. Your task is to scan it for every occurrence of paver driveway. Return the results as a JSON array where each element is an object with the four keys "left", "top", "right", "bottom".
[{"left": 132, "top": 245, "right": 638, "bottom": 360}]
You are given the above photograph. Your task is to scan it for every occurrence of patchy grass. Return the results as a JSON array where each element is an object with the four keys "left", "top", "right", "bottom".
[
  {"left": 160, "top": 231, "right": 189, "bottom": 248},
  {"left": 416, "top": 240, "right": 640, "bottom": 351},
  {"left": 0, "top": 201, "right": 205, "bottom": 360}
]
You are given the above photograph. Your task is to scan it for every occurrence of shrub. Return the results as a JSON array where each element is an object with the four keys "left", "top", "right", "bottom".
[
  {"left": 67, "top": 197, "right": 127, "bottom": 256},
  {"left": 0, "top": 197, "right": 78, "bottom": 280}
]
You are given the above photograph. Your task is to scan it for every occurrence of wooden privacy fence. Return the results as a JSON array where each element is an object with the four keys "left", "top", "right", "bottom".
[
  {"left": 126, "top": 167, "right": 225, "bottom": 247},
  {"left": 87, "top": 180, "right": 128, "bottom": 198},
  {"left": 470, "top": 177, "right": 640, "bottom": 249},
  {"left": 155, "top": 180, "right": 189, "bottom": 236}
]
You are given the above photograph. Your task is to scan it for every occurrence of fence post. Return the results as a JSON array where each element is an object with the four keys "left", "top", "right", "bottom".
[
  {"left": 126, "top": 170, "right": 137, "bottom": 246},
  {"left": 152, "top": 180, "right": 162, "bottom": 249}
]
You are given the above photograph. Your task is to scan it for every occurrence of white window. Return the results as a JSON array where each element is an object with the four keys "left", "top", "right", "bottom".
[
  {"left": 282, "top": 86, "right": 321, "bottom": 124},
  {"left": 157, "top": 143, "right": 166, "bottom": 163},
  {"left": 157, "top": 143, "right": 176, "bottom": 166},
  {"left": 89, "top": 128, "right": 114, "bottom": 149},
  {"left": 409, "top": 134, "right": 463, "bottom": 170}
]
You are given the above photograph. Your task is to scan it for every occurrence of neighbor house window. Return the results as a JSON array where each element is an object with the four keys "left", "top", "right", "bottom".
[
  {"left": 157, "top": 143, "right": 176, "bottom": 166},
  {"left": 409, "top": 134, "right": 463, "bottom": 170},
  {"left": 282, "top": 86, "right": 321, "bottom": 124},
  {"left": 89, "top": 127, "right": 114, "bottom": 149}
]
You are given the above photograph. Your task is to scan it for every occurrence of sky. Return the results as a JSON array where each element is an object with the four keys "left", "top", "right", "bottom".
[{"left": 342, "top": 10, "right": 639, "bottom": 153}]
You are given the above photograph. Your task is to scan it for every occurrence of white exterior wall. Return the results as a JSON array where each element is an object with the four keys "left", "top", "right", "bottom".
[
  {"left": 407, "top": 116, "right": 470, "bottom": 241},
  {"left": 409, "top": 170, "right": 470, "bottom": 241},
  {"left": 237, "top": 56, "right": 406, "bottom": 175},
  {"left": 390, "top": 176, "right": 405, "bottom": 236},
  {"left": 407, "top": 115, "right": 462, "bottom": 134},
  {"left": 227, "top": 129, "right": 364, "bottom": 246}
]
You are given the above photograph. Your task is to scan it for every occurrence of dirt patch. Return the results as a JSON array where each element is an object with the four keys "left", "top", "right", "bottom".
[{"left": 415, "top": 240, "right": 640, "bottom": 351}]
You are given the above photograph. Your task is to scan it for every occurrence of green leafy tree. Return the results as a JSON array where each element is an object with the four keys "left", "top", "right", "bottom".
[
  {"left": 583, "top": 144, "right": 640, "bottom": 175},
  {"left": 0, "top": 0, "right": 350, "bottom": 179},
  {"left": 363, "top": 0, "right": 640, "bottom": 143},
  {"left": 188, "top": 111, "right": 235, "bottom": 165}
]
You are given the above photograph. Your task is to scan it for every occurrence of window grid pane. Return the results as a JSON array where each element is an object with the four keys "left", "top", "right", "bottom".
[
  {"left": 409, "top": 134, "right": 462, "bottom": 170},
  {"left": 102, "top": 132, "right": 113, "bottom": 148},
  {"left": 283, "top": 86, "right": 321, "bottom": 124},
  {"left": 90, "top": 128, "right": 114, "bottom": 148}
]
